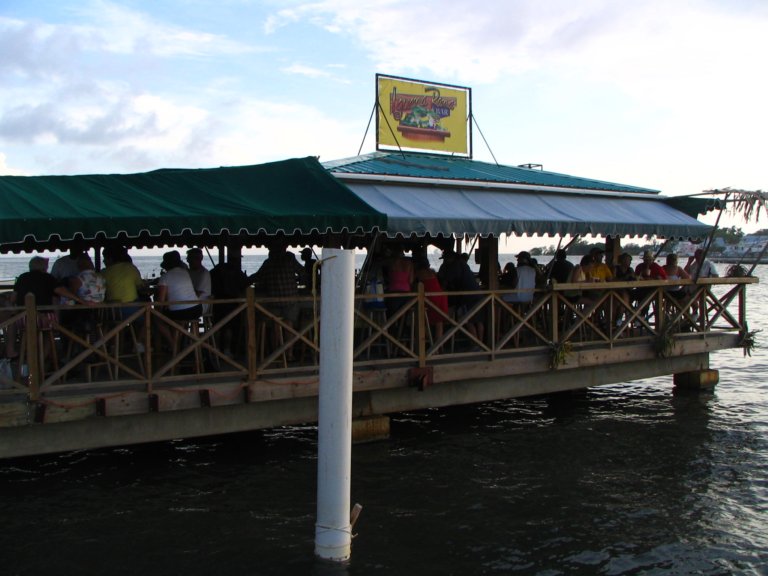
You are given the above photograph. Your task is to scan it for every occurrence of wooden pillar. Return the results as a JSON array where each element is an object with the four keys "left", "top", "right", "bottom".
[
  {"left": 479, "top": 236, "right": 499, "bottom": 290},
  {"left": 606, "top": 236, "right": 621, "bottom": 267},
  {"left": 352, "top": 415, "right": 390, "bottom": 443},
  {"left": 674, "top": 369, "right": 719, "bottom": 390}
]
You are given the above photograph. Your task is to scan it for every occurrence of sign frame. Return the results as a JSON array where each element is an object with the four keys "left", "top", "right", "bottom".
[{"left": 376, "top": 73, "right": 472, "bottom": 158}]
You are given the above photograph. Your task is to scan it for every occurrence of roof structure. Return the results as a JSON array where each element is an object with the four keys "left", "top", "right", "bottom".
[
  {"left": 0, "top": 156, "right": 385, "bottom": 252},
  {"left": 326, "top": 152, "right": 713, "bottom": 239}
]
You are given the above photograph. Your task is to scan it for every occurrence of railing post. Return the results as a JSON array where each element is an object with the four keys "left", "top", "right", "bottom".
[
  {"left": 656, "top": 287, "right": 665, "bottom": 332},
  {"left": 550, "top": 289, "right": 559, "bottom": 343},
  {"left": 246, "top": 287, "right": 257, "bottom": 381},
  {"left": 144, "top": 301, "right": 153, "bottom": 393},
  {"left": 417, "top": 282, "right": 426, "bottom": 367},
  {"left": 24, "top": 293, "right": 40, "bottom": 402},
  {"left": 739, "top": 283, "right": 747, "bottom": 330}
]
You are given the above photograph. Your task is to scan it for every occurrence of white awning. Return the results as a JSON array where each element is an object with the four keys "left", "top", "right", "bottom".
[{"left": 347, "top": 182, "right": 711, "bottom": 239}]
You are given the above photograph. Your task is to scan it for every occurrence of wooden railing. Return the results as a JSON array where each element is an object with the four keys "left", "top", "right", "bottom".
[{"left": 0, "top": 277, "right": 756, "bottom": 402}]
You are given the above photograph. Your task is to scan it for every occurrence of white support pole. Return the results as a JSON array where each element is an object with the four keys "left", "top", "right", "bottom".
[{"left": 314, "top": 248, "right": 355, "bottom": 562}]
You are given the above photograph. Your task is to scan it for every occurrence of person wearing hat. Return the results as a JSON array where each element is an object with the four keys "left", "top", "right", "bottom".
[
  {"left": 186, "top": 248, "right": 211, "bottom": 311},
  {"left": 588, "top": 247, "right": 614, "bottom": 282},
  {"left": 155, "top": 250, "right": 202, "bottom": 348},
  {"left": 635, "top": 250, "right": 667, "bottom": 280}
]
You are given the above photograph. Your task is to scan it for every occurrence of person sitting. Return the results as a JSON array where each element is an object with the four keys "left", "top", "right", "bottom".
[
  {"left": 102, "top": 246, "right": 146, "bottom": 310},
  {"left": 634, "top": 251, "right": 668, "bottom": 323},
  {"left": 635, "top": 251, "right": 668, "bottom": 280},
  {"left": 503, "top": 251, "right": 537, "bottom": 304},
  {"left": 299, "top": 247, "right": 319, "bottom": 291},
  {"left": 561, "top": 254, "right": 592, "bottom": 303},
  {"left": 662, "top": 253, "right": 690, "bottom": 294},
  {"left": 67, "top": 253, "right": 106, "bottom": 333},
  {"left": 588, "top": 247, "right": 614, "bottom": 282},
  {"left": 612, "top": 252, "right": 638, "bottom": 326},
  {"left": 186, "top": 248, "right": 212, "bottom": 313},
  {"left": 499, "top": 262, "right": 517, "bottom": 289},
  {"left": 250, "top": 242, "right": 304, "bottom": 360},
  {"left": 210, "top": 261, "right": 250, "bottom": 357},
  {"left": 51, "top": 241, "right": 85, "bottom": 282},
  {"left": 546, "top": 249, "right": 574, "bottom": 285},
  {"left": 438, "top": 249, "right": 484, "bottom": 347},
  {"left": 70, "top": 254, "right": 106, "bottom": 304},
  {"left": 384, "top": 245, "right": 415, "bottom": 316},
  {"left": 684, "top": 248, "right": 718, "bottom": 321},
  {"left": 12, "top": 256, "right": 84, "bottom": 363},
  {"left": 613, "top": 253, "right": 637, "bottom": 281},
  {"left": 154, "top": 250, "right": 202, "bottom": 349},
  {"left": 685, "top": 248, "right": 719, "bottom": 280},
  {"left": 414, "top": 258, "right": 448, "bottom": 347}
]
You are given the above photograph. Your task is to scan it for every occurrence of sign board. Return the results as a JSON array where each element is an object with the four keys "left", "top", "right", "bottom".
[{"left": 376, "top": 74, "right": 472, "bottom": 157}]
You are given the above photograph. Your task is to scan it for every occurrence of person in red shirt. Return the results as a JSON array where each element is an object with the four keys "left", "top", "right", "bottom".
[{"left": 635, "top": 251, "right": 668, "bottom": 280}]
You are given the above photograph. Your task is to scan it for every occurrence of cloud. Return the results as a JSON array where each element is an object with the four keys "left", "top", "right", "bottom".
[
  {"left": 266, "top": 0, "right": 768, "bottom": 94},
  {"left": 0, "top": 152, "right": 25, "bottom": 175},
  {"left": 0, "top": 2, "right": 260, "bottom": 82},
  {"left": 281, "top": 63, "right": 350, "bottom": 84}
]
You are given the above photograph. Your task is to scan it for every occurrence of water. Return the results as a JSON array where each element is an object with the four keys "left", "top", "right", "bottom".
[{"left": 1, "top": 258, "right": 767, "bottom": 575}]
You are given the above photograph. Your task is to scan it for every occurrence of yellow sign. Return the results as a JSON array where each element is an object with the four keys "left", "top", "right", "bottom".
[{"left": 376, "top": 74, "right": 471, "bottom": 157}]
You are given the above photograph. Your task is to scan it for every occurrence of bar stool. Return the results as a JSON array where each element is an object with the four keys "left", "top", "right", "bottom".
[
  {"left": 257, "top": 316, "right": 288, "bottom": 368},
  {"left": 105, "top": 307, "right": 145, "bottom": 379},
  {"left": 18, "top": 317, "right": 59, "bottom": 384},
  {"left": 363, "top": 307, "right": 389, "bottom": 359},
  {"left": 171, "top": 318, "right": 203, "bottom": 375}
]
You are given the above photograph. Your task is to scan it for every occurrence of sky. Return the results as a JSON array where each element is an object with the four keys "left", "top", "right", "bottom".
[{"left": 1, "top": 0, "right": 766, "bottom": 247}]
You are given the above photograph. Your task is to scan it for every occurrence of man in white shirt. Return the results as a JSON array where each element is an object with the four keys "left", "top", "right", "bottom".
[
  {"left": 685, "top": 248, "right": 719, "bottom": 280},
  {"left": 186, "top": 248, "right": 212, "bottom": 313}
]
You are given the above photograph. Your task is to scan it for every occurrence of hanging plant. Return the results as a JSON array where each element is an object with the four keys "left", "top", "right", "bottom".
[
  {"left": 549, "top": 340, "right": 572, "bottom": 369},
  {"left": 654, "top": 328, "right": 676, "bottom": 358},
  {"left": 738, "top": 327, "right": 760, "bottom": 357}
]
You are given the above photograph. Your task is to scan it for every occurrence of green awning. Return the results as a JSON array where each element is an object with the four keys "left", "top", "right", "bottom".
[
  {"left": 0, "top": 157, "right": 385, "bottom": 249},
  {"left": 662, "top": 196, "right": 721, "bottom": 218}
]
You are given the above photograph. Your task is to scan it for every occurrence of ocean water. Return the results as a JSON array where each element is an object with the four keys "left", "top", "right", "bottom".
[{"left": 0, "top": 257, "right": 766, "bottom": 575}]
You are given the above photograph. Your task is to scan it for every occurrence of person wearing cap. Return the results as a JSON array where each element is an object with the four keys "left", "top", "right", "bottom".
[
  {"left": 503, "top": 251, "right": 537, "bottom": 303},
  {"left": 588, "top": 247, "right": 614, "bottom": 282},
  {"left": 635, "top": 250, "right": 667, "bottom": 280},
  {"left": 186, "top": 248, "right": 212, "bottom": 312}
]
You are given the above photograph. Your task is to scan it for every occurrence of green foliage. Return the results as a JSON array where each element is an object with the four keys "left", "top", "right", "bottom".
[
  {"left": 549, "top": 340, "right": 572, "bottom": 369},
  {"left": 713, "top": 225, "right": 744, "bottom": 245}
]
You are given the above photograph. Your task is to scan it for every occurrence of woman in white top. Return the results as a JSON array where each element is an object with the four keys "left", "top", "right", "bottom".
[{"left": 155, "top": 250, "right": 202, "bottom": 349}]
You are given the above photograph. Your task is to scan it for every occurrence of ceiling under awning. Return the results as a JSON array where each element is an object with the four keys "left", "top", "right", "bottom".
[
  {"left": 0, "top": 156, "right": 386, "bottom": 252},
  {"left": 345, "top": 182, "right": 712, "bottom": 239}
]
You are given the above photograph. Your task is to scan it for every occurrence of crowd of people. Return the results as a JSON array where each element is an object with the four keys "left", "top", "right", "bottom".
[{"left": 3, "top": 240, "right": 722, "bottom": 364}]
